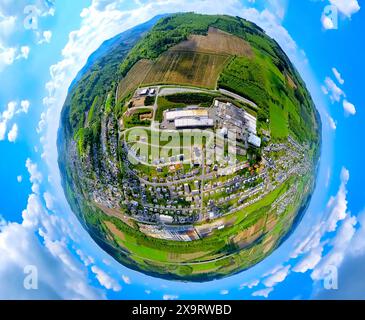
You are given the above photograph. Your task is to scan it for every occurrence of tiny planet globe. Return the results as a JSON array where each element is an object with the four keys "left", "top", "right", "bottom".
[{"left": 58, "top": 13, "right": 320, "bottom": 281}]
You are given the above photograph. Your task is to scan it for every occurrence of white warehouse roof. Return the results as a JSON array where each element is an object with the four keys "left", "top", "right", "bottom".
[
  {"left": 248, "top": 133, "right": 261, "bottom": 147},
  {"left": 166, "top": 109, "right": 208, "bottom": 121},
  {"left": 175, "top": 117, "right": 214, "bottom": 128}
]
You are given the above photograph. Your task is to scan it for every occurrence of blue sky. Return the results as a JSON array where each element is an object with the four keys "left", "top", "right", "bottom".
[{"left": 0, "top": 0, "right": 364, "bottom": 300}]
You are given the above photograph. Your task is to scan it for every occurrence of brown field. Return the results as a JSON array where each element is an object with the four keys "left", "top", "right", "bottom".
[
  {"left": 232, "top": 217, "right": 266, "bottom": 248},
  {"left": 167, "top": 251, "right": 213, "bottom": 262},
  {"left": 130, "top": 96, "right": 146, "bottom": 108},
  {"left": 265, "top": 212, "right": 278, "bottom": 232},
  {"left": 117, "top": 59, "right": 153, "bottom": 100},
  {"left": 104, "top": 221, "right": 126, "bottom": 241},
  {"left": 173, "top": 27, "right": 253, "bottom": 57},
  {"left": 286, "top": 73, "right": 297, "bottom": 89},
  {"left": 262, "top": 235, "right": 277, "bottom": 254},
  {"left": 142, "top": 51, "right": 230, "bottom": 89},
  {"left": 125, "top": 106, "right": 153, "bottom": 117}
]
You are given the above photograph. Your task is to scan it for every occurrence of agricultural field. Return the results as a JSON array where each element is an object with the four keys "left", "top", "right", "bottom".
[
  {"left": 142, "top": 51, "right": 230, "bottom": 89},
  {"left": 124, "top": 107, "right": 153, "bottom": 128},
  {"left": 117, "top": 59, "right": 153, "bottom": 100},
  {"left": 173, "top": 27, "right": 254, "bottom": 57}
]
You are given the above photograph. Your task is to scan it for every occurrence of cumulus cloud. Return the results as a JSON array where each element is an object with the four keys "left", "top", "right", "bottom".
[
  {"left": 322, "top": 70, "right": 356, "bottom": 117},
  {"left": 19, "top": 100, "right": 30, "bottom": 114},
  {"left": 343, "top": 100, "right": 356, "bottom": 116},
  {"left": 288, "top": 167, "right": 354, "bottom": 284},
  {"left": 0, "top": 43, "right": 29, "bottom": 71},
  {"left": 17, "top": 175, "right": 23, "bottom": 183},
  {"left": 0, "top": 101, "right": 16, "bottom": 141},
  {"left": 122, "top": 274, "right": 131, "bottom": 284},
  {"left": 329, "top": 0, "right": 360, "bottom": 18},
  {"left": 323, "top": 77, "right": 345, "bottom": 102},
  {"left": 7, "top": 123, "right": 18, "bottom": 142},
  {"left": 16, "top": 46, "right": 30, "bottom": 60},
  {"left": 38, "top": 30, "right": 53, "bottom": 45},
  {"left": 240, "top": 279, "right": 259, "bottom": 290},
  {"left": 91, "top": 266, "right": 121, "bottom": 292},
  {"left": 325, "top": 113, "right": 337, "bottom": 130},
  {"left": 332, "top": 67, "right": 344, "bottom": 85},
  {"left": 314, "top": 207, "right": 365, "bottom": 299},
  {"left": 252, "top": 287, "right": 273, "bottom": 298},
  {"left": 0, "top": 100, "right": 30, "bottom": 141},
  {"left": 0, "top": 158, "right": 104, "bottom": 299},
  {"left": 293, "top": 246, "right": 323, "bottom": 273},
  {"left": 262, "top": 265, "right": 291, "bottom": 287}
]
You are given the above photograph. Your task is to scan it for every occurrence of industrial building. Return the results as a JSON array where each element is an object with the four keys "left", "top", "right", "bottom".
[
  {"left": 175, "top": 117, "right": 214, "bottom": 128},
  {"left": 243, "top": 112, "right": 257, "bottom": 134},
  {"left": 248, "top": 133, "right": 261, "bottom": 147},
  {"left": 165, "top": 108, "right": 209, "bottom": 121},
  {"left": 164, "top": 108, "right": 214, "bottom": 129}
]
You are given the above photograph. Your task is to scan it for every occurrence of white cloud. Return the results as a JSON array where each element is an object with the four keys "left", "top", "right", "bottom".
[
  {"left": 0, "top": 158, "right": 104, "bottom": 299},
  {"left": 322, "top": 69, "right": 356, "bottom": 116},
  {"left": 19, "top": 100, "right": 30, "bottom": 114},
  {"left": 2, "top": 101, "right": 17, "bottom": 121},
  {"left": 25, "top": 158, "right": 42, "bottom": 195},
  {"left": 343, "top": 100, "right": 356, "bottom": 116},
  {"left": 326, "top": 167, "right": 349, "bottom": 232},
  {"left": 311, "top": 215, "right": 357, "bottom": 280},
  {"left": 43, "top": 192, "right": 55, "bottom": 210},
  {"left": 252, "top": 287, "right": 273, "bottom": 298},
  {"left": 329, "top": 0, "right": 360, "bottom": 18},
  {"left": 38, "top": 30, "right": 53, "bottom": 45},
  {"left": 76, "top": 249, "right": 95, "bottom": 267},
  {"left": 17, "top": 175, "right": 23, "bottom": 183},
  {"left": 0, "top": 11, "right": 16, "bottom": 38},
  {"left": 122, "top": 274, "right": 131, "bottom": 284},
  {"left": 240, "top": 279, "right": 259, "bottom": 289},
  {"left": 220, "top": 289, "right": 229, "bottom": 295},
  {"left": 91, "top": 265, "right": 121, "bottom": 292},
  {"left": 163, "top": 294, "right": 179, "bottom": 300},
  {"left": 326, "top": 113, "right": 337, "bottom": 130},
  {"left": 7, "top": 123, "right": 18, "bottom": 142},
  {"left": 293, "top": 246, "right": 323, "bottom": 273},
  {"left": 0, "top": 120, "right": 6, "bottom": 140},
  {"left": 0, "top": 45, "right": 16, "bottom": 70},
  {"left": 332, "top": 67, "right": 344, "bottom": 85},
  {"left": 262, "top": 265, "right": 291, "bottom": 287},
  {"left": 16, "top": 46, "right": 30, "bottom": 60},
  {"left": 0, "top": 100, "right": 30, "bottom": 141},
  {"left": 288, "top": 167, "right": 354, "bottom": 284},
  {"left": 323, "top": 76, "right": 345, "bottom": 102}
]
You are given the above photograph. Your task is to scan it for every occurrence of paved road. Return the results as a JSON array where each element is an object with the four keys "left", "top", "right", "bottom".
[
  {"left": 219, "top": 88, "right": 258, "bottom": 109},
  {"left": 159, "top": 86, "right": 209, "bottom": 96}
]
